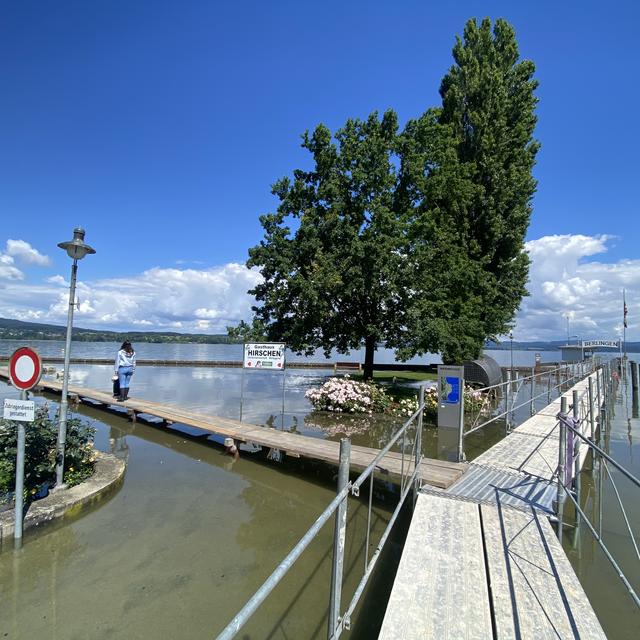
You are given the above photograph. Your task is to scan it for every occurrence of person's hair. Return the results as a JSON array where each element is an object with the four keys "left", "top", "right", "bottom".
[{"left": 120, "top": 341, "right": 134, "bottom": 353}]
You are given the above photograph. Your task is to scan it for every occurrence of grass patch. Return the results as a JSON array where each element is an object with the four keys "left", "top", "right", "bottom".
[{"left": 350, "top": 370, "right": 437, "bottom": 383}]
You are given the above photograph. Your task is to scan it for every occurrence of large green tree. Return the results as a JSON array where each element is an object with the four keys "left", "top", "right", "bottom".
[
  {"left": 397, "top": 17, "right": 539, "bottom": 363},
  {"left": 247, "top": 110, "right": 406, "bottom": 379}
]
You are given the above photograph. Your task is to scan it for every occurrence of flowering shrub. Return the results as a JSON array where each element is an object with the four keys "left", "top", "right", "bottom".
[
  {"left": 0, "top": 405, "right": 96, "bottom": 504},
  {"left": 305, "top": 376, "right": 391, "bottom": 414}
]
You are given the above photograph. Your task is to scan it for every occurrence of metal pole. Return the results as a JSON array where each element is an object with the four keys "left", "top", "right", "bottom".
[
  {"left": 557, "top": 396, "right": 567, "bottom": 539},
  {"left": 13, "top": 389, "right": 27, "bottom": 547},
  {"left": 281, "top": 369, "right": 286, "bottom": 430},
  {"left": 239, "top": 358, "right": 245, "bottom": 422},
  {"left": 457, "top": 377, "right": 465, "bottom": 462},
  {"left": 505, "top": 371, "right": 511, "bottom": 435},
  {"left": 572, "top": 389, "right": 582, "bottom": 548},
  {"left": 328, "top": 438, "right": 350, "bottom": 639},
  {"left": 596, "top": 367, "right": 602, "bottom": 423},
  {"left": 547, "top": 372, "right": 551, "bottom": 403},
  {"left": 55, "top": 259, "right": 78, "bottom": 487},
  {"left": 414, "top": 385, "right": 424, "bottom": 503},
  {"left": 588, "top": 377, "right": 595, "bottom": 440},
  {"left": 530, "top": 367, "right": 535, "bottom": 415}
]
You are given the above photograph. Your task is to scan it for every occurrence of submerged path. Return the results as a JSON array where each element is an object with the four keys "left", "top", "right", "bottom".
[
  {"left": 0, "top": 369, "right": 466, "bottom": 489},
  {"left": 380, "top": 373, "right": 607, "bottom": 638}
]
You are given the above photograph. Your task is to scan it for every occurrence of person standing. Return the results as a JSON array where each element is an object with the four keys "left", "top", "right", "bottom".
[{"left": 115, "top": 341, "right": 136, "bottom": 401}]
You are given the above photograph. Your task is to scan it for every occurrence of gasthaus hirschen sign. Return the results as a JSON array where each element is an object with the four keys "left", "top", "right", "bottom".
[{"left": 243, "top": 343, "right": 286, "bottom": 370}]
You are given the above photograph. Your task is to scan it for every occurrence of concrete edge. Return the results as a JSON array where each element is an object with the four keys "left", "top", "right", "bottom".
[{"left": 0, "top": 450, "right": 126, "bottom": 551}]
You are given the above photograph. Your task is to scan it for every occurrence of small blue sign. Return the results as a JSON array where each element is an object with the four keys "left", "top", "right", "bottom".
[{"left": 445, "top": 377, "right": 460, "bottom": 404}]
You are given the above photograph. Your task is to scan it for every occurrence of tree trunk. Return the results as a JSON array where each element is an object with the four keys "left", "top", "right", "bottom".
[{"left": 363, "top": 335, "right": 376, "bottom": 381}]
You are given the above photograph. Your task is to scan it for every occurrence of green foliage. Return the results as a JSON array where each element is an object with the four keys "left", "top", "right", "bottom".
[
  {"left": 248, "top": 110, "right": 406, "bottom": 379},
  {"left": 226, "top": 318, "right": 267, "bottom": 342},
  {"left": 0, "top": 406, "right": 97, "bottom": 502},
  {"left": 401, "top": 18, "right": 539, "bottom": 363},
  {"left": 246, "top": 18, "right": 537, "bottom": 370}
]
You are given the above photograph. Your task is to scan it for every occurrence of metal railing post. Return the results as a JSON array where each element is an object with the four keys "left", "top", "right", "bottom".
[
  {"left": 572, "top": 390, "right": 582, "bottom": 546},
  {"left": 530, "top": 367, "right": 535, "bottom": 415},
  {"left": 505, "top": 371, "right": 511, "bottom": 435},
  {"left": 414, "top": 385, "right": 424, "bottom": 504},
  {"left": 557, "top": 396, "right": 567, "bottom": 539},
  {"left": 547, "top": 372, "right": 551, "bottom": 403},
  {"left": 588, "top": 377, "right": 595, "bottom": 440},
  {"left": 328, "top": 438, "right": 350, "bottom": 639}
]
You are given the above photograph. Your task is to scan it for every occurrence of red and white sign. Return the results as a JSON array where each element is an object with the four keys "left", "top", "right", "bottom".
[{"left": 9, "top": 347, "right": 43, "bottom": 391}]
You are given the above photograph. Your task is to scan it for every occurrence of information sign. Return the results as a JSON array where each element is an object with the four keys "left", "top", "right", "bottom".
[
  {"left": 3, "top": 398, "right": 35, "bottom": 422},
  {"left": 437, "top": 365, "right": 464, "bottom": 429},
  {"left": 582, "top": 340, "right": 619, "bottom": 349},
  {"left": 243, "top": 343, "right": 286, "bottom": 370}
]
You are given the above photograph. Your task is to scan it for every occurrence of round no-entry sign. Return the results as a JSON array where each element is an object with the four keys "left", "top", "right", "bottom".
[{"left": 9, "top": 347, "right": 42, "bottom": 391}]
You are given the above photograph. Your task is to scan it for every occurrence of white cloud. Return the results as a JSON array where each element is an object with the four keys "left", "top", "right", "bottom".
[
  {"left": 5, "top": 239, "right": 51, "bottom": 266},
  {"left": 0, "top": 261, "right": 263, "bottom": 334},
  {"left": 514, "top": 234, "right": 640, "bottom": 341}
]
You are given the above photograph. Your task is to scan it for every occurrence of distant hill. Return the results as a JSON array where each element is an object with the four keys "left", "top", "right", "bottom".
[{"left": 0, "top": 317, "right": 235, "bottom": 344}]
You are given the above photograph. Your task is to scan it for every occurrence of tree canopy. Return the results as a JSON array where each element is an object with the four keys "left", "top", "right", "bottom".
[{"left": 243, "top": 17, "right": 539, "bottom": 375}]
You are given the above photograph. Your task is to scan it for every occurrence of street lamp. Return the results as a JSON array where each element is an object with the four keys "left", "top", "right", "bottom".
[{"left": 55, "top": 228, "right": 95, "bottom": 487}]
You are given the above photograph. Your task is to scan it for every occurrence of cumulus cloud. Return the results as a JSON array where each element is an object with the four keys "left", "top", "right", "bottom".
[
  {"left": 0, "top": 262, "right": 263, "bottom": 334},
  {"left": 5, "top": 239, "right": 51, "bottom": 266},
  {"left": 514, "top": 234, "right": 640, "bottom": 341}
]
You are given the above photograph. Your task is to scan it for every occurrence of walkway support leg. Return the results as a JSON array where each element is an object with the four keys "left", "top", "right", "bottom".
[{"left": 328, "top": 438, "right": 350, "bottom": 639}]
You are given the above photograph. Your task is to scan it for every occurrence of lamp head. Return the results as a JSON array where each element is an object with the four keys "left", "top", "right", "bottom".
[{"left": 57, "top": 227, "right": 96, "bottom": 261}]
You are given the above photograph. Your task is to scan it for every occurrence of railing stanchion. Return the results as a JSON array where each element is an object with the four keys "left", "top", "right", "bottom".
[
  {"left": 328, "top": 438, "right": 350, "bottom": 640},
  {"left": 530, "top": 367, "right": 535, "bottom": 415},
  {"left": 414, "top": 385, "right": 424, "bottom": 506},
  {"left": 557, "top": 396, "right": 568, "bottom": 540},
  {"left": 588, "top": 377, "right": 595, "bottom": 441},
  {"left": 572, "top": 390, "right": 582, "bottom": 548}
]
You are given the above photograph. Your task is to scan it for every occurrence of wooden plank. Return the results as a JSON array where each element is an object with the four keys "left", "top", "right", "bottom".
[
  {"left": 481, "top": 503, "right": 606, "bottom": 639},
  {"left": 0, "top": 368, "right": 466, "bottom": 489},
  {"left": 379, "top": 493, "right": 492, "bottom": 640}
]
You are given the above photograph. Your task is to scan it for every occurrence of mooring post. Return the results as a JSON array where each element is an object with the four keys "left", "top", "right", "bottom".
[
  {"left": 588, "top": 377, "right": 595, "bottom": 441},
  {"left": 557, "top": 396, "right": 568, "bottom": 540},
  {"left": 530, "top": 367, "right": 535, "bottom": 416},
  {"left": 631, "top": 361, "right": 639, "bottom": 393},
  {"left": 328, "top": 438, "right": 350, "bottom": 639}
]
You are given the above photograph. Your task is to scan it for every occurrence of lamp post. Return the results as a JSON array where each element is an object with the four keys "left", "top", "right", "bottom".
[{"left": 55, "top": 228, "right": 95, "bottom": 487}]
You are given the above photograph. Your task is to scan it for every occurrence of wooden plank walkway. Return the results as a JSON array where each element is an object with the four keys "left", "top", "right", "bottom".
[
  {"left": 0, "top": 369, "right": 466, "bottom": 489},
  {"left": 379, "top": 493, "right": 606, "bottom": 639}
]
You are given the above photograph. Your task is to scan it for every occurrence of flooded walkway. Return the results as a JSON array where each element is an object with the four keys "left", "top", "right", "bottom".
[{"left": 0, "top": 367, "right": 466, "bottom": 489}]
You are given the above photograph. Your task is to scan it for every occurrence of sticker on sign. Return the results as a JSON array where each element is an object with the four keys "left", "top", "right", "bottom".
[
  {"left": 243, "top": 342, "right": 286, "bottom": 370},
  {"left": 3, "top": 398, "right": 35, "bottom": 422}
]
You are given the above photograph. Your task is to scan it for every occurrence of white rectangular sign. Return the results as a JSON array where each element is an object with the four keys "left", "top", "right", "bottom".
[
  {"left": 243, "top": 343, "right": 286, "bottom": 370},
  {"left": 3, "top": 398, "right": 35, "bottom": 422},
  {"left": 582, "top": 340, "right": 619, "bottom": 349}
]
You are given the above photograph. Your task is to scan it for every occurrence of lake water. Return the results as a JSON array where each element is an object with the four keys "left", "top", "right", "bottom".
[{"left": 1, "top": 340, "right": 638, "bottom": 638}]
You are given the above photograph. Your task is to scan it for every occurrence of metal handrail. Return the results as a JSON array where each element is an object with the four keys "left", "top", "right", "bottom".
[
  {"left": 462, "top": 362, "right": 595, "bottom": 441},
  {"left": 217, "top": 390, "right": 426, "bottom": 639},
  {"left": 556, "top": 409, "right": 640, "bottom": 610}
]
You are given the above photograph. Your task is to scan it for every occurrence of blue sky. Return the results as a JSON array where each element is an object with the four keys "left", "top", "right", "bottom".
[{"left": 1, "top": 1, "right": 639, "bottom": 342}]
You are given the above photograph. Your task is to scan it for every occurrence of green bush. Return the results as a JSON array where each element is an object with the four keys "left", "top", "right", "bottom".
[{"left": 0, "top": 405, "right": 97, "bottom": 503}]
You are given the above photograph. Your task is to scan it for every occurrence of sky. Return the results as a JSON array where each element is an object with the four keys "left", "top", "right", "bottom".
[{"left": 1, "top": 0, "right": 639, "bottom": 343}]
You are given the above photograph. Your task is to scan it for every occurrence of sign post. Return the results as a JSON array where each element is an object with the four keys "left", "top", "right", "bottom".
[
  {"left": 6, "top": 347, "right": 42, "bottom": 548},
  {"left": 437, "top": 365, "right": 465, "bottom": 462},
  {"left": 241, "top": 343, "right": 286, "bottom": 426}
]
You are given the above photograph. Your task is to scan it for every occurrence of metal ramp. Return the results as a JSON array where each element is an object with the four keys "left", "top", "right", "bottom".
[{"left": 379, "top": 493, "right": 606, "bottom": 639}]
